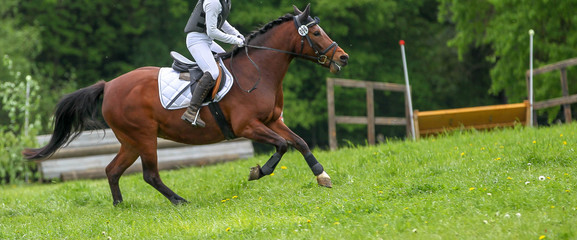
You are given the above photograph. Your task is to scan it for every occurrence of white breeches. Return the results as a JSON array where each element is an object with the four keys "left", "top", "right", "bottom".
[{"left": 186, "top": 32, "right": 226, "bottom": 80}]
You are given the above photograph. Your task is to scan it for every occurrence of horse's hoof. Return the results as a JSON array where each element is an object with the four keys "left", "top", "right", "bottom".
[
  {"left": 170, "top": 198, "right": 189, "bottom": 205},
  {"left": 248, "top": 164, "right": 264, "bottom": 181},
  {"left": 113, "top": 199, "right": 123, "bottom": 206},
  {"left": 169, "top": 194, "right": 189, "bottom": 205},
  {"left": 316, "top": 171, "right": 332, "bottom": 188}
]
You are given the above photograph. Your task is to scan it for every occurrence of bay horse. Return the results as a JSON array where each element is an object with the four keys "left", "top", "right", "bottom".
[{"left": 23, "top": 4, "right": 349, "bottom": 205}]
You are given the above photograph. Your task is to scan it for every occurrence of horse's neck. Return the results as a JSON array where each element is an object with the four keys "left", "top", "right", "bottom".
[{"left": 242, "top": 24, "right": 298, "bottom": 88}]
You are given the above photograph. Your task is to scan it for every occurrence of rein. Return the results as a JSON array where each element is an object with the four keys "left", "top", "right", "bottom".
[{"left": 231, "top": 16, "right": 339, "bottom": 93}]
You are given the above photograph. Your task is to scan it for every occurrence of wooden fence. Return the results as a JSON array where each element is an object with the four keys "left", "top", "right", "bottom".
[
  {"left": 326, "top": 78, "right": 411, "bottom": 150},
  {"left": 526, "top": 57, "right": 577, "bottom": 124},
  {"left": 413, "top": 101, "right": 529, "bottom": 138},
  {"left": 36, "top": 129, "right": 254, "bottom": 181}
]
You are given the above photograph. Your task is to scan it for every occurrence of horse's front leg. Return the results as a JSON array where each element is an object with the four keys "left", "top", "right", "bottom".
[
  {"left": 268, "top": 119, "right": 332, "bottom": 188},
  {"left": 241, "top": 122, "right": 289, "bottom": 181}
]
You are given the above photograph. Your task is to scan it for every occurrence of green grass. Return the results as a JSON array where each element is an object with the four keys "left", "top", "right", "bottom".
[{"left": 2, "top": 124, "right": 577, "bottom": 239}]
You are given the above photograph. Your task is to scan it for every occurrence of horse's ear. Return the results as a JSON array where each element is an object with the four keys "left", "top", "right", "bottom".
[
  {"left": 293, "top": 5, "right": 302, "bottom": 15},
  {"left": 296, "top": 4, "right": 311, "bottom": 23}
]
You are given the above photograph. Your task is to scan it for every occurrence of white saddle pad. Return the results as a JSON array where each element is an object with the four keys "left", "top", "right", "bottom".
[{"left": 158, "top": 59, "right": 233, "bottom": 110}]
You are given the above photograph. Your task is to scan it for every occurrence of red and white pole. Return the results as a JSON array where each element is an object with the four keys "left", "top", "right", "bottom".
[{"left": 400, "top": 40, "right": 416, "bottom": 140}]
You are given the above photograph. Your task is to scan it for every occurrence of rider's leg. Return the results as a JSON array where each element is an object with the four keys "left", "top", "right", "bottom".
[
  {"left": 186, "top": 33, "right": 220, "bottom": 79},
  {"left": 181, "top": 72, "right": 215, "bottom": 127},
  {"left": 183, "top": 33, "right": 219, "bottom": 127},
  {"left": 209, "top": 41, "right": 226, "bottom": 55}
]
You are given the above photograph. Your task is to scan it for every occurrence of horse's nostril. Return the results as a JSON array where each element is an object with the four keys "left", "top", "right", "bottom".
[{"left": 340, "top": 54, "right": 349, "bottom": 64}]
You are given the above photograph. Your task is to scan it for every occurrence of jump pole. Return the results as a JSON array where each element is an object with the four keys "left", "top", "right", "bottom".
[
  {"left": 399, "top": 40, "right": 416, "bottom": 140},
  {"left": 529, "top": 29, "right": 534, "bottom": 127}
]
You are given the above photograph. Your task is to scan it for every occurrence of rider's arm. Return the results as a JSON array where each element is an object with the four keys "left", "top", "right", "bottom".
[
  {"left": 221, "top": 21, "right": 244, "bottom": 41},
  {"left": 204, "top": 0, "right": 243, "bottom": 45}
]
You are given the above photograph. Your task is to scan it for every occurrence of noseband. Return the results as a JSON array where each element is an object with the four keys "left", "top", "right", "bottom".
[{"left": 232, "top": 15, "right": 340, "bottom": 93}]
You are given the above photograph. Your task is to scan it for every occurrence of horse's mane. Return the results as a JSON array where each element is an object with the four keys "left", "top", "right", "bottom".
[{"left": 221, "top": 13, "right": 294, "bottom": 59}]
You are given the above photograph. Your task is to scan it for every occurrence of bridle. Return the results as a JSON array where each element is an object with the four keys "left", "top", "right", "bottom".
[
  {"left": 293, "top": 16, "right": 339, "bottom": 65},
  {"left": 231, "top": 15, "right": 340, "bottom": 93}
]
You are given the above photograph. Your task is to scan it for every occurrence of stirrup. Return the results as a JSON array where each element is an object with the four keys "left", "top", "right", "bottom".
[{"left": 188, "top": 110, "right": 206, "bottom": 127}]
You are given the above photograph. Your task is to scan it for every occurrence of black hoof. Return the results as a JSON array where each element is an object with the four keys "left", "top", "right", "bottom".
[
  {"left": 113, "top": 200, "right": 123, "bottom": 206},
  {"left": 170, "top": 195, "right": 189, "bottom": 205},
  {"left": 248, "top": 164, "right": 264, "bottom": 181}
]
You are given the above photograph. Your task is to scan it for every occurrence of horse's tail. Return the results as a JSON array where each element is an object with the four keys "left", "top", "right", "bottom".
[{"left": 22, "top": 81, "right": 107, "bottom": 160}]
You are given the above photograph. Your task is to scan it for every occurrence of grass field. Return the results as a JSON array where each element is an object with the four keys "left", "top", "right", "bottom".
[{"left": 1, "top": 124, "right": 576, "bottom": 239}]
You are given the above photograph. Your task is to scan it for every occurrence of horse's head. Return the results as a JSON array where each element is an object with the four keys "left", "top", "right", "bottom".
[{"left": 293, "top": 4, "right": 349, "bottom": 73}]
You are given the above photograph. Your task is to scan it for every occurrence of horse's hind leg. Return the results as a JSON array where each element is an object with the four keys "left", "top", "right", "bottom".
[
  {"left": 105, "top": 145, "right": 139, "bottom": 206},
  {"left": 139, "top": 146, "right": 188, "bottom": 205}
]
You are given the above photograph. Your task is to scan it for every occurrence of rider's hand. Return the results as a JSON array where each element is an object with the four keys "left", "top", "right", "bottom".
[{"left": 235, "top": 37, "right": 245, "bottom": 47}]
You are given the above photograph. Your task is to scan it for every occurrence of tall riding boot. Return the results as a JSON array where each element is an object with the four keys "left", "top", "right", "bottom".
[{"left": 181, "top": 72, "right": 216, "bottom": 127}]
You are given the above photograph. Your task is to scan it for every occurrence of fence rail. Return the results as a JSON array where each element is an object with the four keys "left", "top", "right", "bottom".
[
  {"left": 526, "top": 57, "right": 577, "bottom": 124},
  {"left": 327, "top": 78, "right": 411, "bottom": 150},
  {"left": 36, "top": 129, "right": 254, "bottom": 181}
]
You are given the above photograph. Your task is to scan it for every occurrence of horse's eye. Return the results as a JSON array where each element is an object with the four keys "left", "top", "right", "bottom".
[{"left": 313, "top": 31, "right": 321, "bottom": 36}]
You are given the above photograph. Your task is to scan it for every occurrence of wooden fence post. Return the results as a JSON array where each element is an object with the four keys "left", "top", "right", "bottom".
[
  {"left": 327, "top": 78, "right": 337, "bottom": 150},
  {"left": 326, "top": 78, "right": 409, "bottom": 150},
  {"left": 366, "top": 82, "right": 375, "bottom": 145},
  {"left": 560, "top": 67, "right": 572, "bottom": 123}
]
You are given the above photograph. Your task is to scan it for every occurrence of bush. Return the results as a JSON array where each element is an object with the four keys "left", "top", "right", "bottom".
[{"left": 0, "top": 55, "right": 42, "bottom": 184}]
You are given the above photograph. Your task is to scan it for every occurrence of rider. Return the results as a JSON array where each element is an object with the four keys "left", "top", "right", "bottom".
[{"left": 182, "top": 0, "right": 245, "bottom": 127}]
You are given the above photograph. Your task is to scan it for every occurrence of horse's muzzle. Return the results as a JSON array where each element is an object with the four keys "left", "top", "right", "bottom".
[{"left": 330, "top": 52, "right": 349, "bottom": 73}]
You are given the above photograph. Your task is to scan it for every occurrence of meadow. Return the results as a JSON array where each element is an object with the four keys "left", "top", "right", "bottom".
[{"left": 1, "top": 123, "right": 576, "bottom": 239}]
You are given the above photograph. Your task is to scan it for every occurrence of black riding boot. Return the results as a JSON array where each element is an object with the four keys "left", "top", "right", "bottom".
[{"left": 181, "top": 72, "right": 216, "bottom": 127}]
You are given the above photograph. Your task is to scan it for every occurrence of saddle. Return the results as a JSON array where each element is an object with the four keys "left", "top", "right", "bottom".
[{"left": 170, "top": 51, "right": 226, "bottom": 99}]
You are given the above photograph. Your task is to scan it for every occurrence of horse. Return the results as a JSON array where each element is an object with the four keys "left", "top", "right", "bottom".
[{"left": 23, "top": 4, "right": 349, "bottom": 206}]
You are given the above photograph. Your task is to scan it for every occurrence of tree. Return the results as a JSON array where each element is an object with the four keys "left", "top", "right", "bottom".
[
  {"left": 439, "top": 0, "right": 577, "bottom": 121},
  {"left": 0, "top": 0, "right": 42, "bottom": 127},
  {"left": 20, "top": 0, "right": 191, "bottom": 87}
]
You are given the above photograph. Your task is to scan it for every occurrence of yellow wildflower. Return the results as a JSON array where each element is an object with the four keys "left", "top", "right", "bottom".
[
  {"left": 469, "top": 187, "right": 476, "bottom": 191},
  {"left": 281, "top": 166, "right": 287, "bottom": 170},
  {"left": 539, "top": 235, "right": 546, "bottom": 240},
  {"left": 226, "top": 227, "right": 231, "bottom": 232}
]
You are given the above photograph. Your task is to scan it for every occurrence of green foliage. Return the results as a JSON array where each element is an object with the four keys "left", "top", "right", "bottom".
[
  {"left": 20, "top": 0, "right": 192, "bottom": 87},
  {"left": 439, "top": 0, "right": 577, "bottom": 117},
  {"left": 0, "top": 0, "right": 41, "bottom": 73},
  {"left": 1, "top": 124, "right": 576, "bottom": 238},
  {"left": 0, "top": 55, "right": 42, "bottom": 184}
]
